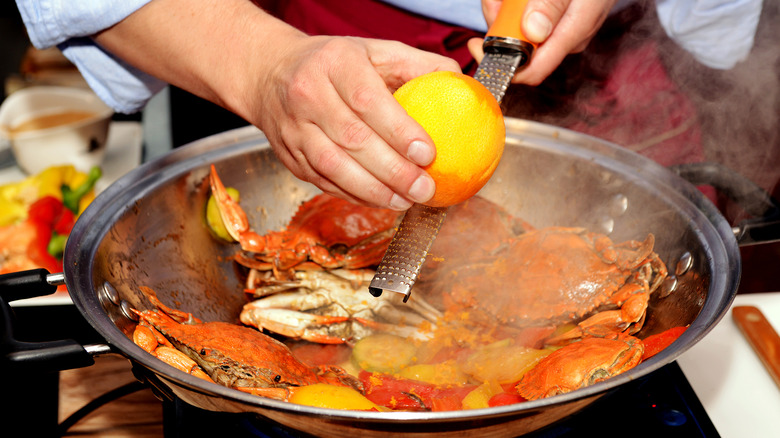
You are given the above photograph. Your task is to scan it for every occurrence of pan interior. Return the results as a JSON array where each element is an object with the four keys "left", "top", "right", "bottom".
[{"left": 64, "top": 120, "right": 739, "bottom": 426}]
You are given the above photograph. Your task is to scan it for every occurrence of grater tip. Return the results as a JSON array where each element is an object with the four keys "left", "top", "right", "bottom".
[{"left": 368, "top": 204, "right": 448, "bottom": 301}]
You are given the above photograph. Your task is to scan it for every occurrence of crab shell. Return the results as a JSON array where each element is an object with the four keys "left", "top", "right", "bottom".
[
  {"left": 516, "top": 334, "right": 645, "bottom": 400},
  {"left": 428, "top": 227, "right": 668, "bottom": 331},
  {"left": 240, "top": 269, "right": 441, "bottom": 344},
  {"left": 134, "top": 295, "right": 361, "bottom": 395},
  {"left": 237, "top": 193, "right": 401, "bottom": 272},
  {"left": 423, "top": 196, "right": 533, "bottom": 272}
]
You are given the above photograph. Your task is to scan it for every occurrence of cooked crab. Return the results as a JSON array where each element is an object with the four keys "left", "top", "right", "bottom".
[
  {"left": 241, "top": 269, "right": 442, "bottom": 344},
  {"left": 516, "top": 333, "right": 645, "bottom": 400},
  {"left": 423, "top": 226, "right": 668, "bottom": 345},
  {"left": 132, "top": 286, "right": 361, "bottom": 401},
  {"left": 209, "top": 165, "right": 401, "bottom": 278}
]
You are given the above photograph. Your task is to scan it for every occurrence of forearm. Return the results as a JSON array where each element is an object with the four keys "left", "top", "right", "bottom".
[{"left": 93, "top": 0, "right": 305, "bottom": 117}]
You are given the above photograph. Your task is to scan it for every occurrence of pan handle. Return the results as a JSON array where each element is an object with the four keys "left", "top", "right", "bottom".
[
  {"left": 0, "top": 269, "right": 98, "bottom": 372},
  {"left": 670, "top": 162, "right": 780, "bottom": 246}
]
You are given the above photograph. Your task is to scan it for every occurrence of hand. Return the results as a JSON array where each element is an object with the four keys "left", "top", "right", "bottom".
[
  {"left": 243, "top": 35, "right": 461, "bottom": 210},
  {"left": 95, "top": 0, "right": 461, "bottom": 210},
  {"left": 468, "top": 0, "right": 619, "bottom": 85}
]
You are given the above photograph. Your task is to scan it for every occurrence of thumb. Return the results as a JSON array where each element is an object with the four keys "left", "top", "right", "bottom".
[
  {"left": 522, "top": 0, "right": 568, "bottom": 43},
  {"left": 466, "top": 37, "right": 486, "bottom": 63}
]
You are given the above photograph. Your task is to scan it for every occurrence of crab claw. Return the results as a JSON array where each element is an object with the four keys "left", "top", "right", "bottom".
[
  {"left": 209, "top": 164, "right": 249, "bottom": 243},
  {"left": 546, "top": 286, "right": 651, "bottom": 346},
  {"left": 236, "top": 386, "right": 291, "bottom": 400}
]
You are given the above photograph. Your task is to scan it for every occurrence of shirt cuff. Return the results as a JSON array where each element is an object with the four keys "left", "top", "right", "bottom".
[
  {"left": 655, "top": 0, "right": 763, "bottom": 69},
  {"left": 16, "top": 0, "right": 153, "bottom": 48},
  {"left": 58, "top": 37, "right": 166, "bottom": 114}
]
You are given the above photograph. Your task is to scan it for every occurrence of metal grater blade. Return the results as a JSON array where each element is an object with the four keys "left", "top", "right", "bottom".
[
  {"left": 368, "top": 204, "right": 447, "bottom": 302},
  {"left": 369, "top": 38, "right": 533, "bottom": 300},
  {"left": 475, "top": 52, "right": 524, "bottom": 102}
]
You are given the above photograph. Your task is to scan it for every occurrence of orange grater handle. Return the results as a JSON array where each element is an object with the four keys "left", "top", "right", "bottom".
[{"left": 486, "top": 0, "right": 535, "bottom": 46}]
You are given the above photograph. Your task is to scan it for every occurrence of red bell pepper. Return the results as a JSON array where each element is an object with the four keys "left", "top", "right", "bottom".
[
  {"left": 27, "top": 196, "right": 76, "bottom": 261},
  {"left": 28, "top": 196, "right": 75, "bottom": 232},
  {"left": 23, "top": 218, "right": 62, "bottom": 274},
  {"left": 488, "top": 392, "right": 526, "bottom": 407},
  {"left": 641, "top": 326, "right": 687, "bottom": 361},
  {"left": 359, "top": 371, "right": 477, "bottom": 411}
]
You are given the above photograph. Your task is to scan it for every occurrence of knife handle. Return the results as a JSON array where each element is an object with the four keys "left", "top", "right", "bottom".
[
  {"left": 732, "top": 305, "right": 780, "bottom": 389},
  {"left": 486, "top": 0, "right": 535, "bottom": 45}
]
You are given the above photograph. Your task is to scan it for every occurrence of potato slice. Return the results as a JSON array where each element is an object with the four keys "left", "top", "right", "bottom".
[
  {"left": 462, "top": 340, "right": 551, "bottom": 384},
  {"left": 351, "top": 333, "right": 417, "bottom": 373}
]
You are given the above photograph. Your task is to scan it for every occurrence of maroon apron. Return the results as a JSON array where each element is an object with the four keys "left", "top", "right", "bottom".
[{"left": 268, "top": 0, "right": 481, "bottom": 73}]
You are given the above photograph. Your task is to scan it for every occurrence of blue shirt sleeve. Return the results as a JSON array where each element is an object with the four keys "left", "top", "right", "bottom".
[
  {"left": 380, "top": 0, "right": 488, "bottom": 31},
  {"left": 655, "top": 0, "right": 763, "bottom": 69},
  {"left": 15, "top": 0, "right": 164, "bottom": 114}
]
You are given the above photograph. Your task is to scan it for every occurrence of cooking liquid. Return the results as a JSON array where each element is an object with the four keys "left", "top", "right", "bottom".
[{"left": 7, "top": 111, "right": 96, "bottom": 136}]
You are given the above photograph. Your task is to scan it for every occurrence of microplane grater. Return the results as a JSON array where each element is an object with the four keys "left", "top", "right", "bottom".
[{"left": 368, "top": 36, "right": 534, "bottom": 302}]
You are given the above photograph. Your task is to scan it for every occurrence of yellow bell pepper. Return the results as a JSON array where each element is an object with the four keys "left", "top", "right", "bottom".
[
  {"left": 0, "top": 165, "right": 101, "bottom": 226},
  {"left": 288, "top": 383, "right": 382, "bottom": 411},
  {"left": 461, "top": 380, "right": 504, "bottom": 410}
]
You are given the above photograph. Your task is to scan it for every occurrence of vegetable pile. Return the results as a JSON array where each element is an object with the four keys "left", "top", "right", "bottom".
[{"left": 0, "top": 165, "right": 101, "bottom": 283}]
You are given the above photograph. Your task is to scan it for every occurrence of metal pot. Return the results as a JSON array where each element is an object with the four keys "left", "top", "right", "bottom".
[{"left": 1, "top": 118, "right": 758, "bottom": 436}]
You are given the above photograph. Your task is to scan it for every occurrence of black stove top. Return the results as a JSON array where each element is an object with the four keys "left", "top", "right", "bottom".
[
  {"left": 5, "top": 304, "right": 720, "bottom": 437},
  {"left": 4, "top": 305, "right": 719, "bottom": 437},
  {"left": 163, "top": 361, "right": 719, "bottom": 438}
]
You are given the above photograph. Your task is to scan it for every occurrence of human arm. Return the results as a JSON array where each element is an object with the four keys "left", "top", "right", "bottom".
[{"left": 20, "top": 0, "right": 463, "bottom": 210}]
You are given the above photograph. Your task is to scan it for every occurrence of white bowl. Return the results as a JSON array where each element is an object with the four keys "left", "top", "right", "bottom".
[{"left": 0, "top": 86, "right": 114, "bottom": 174}]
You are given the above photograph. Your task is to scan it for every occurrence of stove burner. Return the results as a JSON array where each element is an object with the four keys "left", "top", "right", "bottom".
[{"left": 162, "top": 361, "right": 718, "bottom": 437}]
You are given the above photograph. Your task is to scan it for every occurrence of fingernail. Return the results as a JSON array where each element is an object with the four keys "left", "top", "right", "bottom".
[
  {"left": 407, "top": 140, "right": 435, "bottom": 166},
  {"left": 389, "top": 194, "right": 413, "bottom": 211},
  {"left": 407, "top": 174, "right": 435, "bottom": 203},
  {"left": 525, "top": 11, "right": 552, "bottom": 42}
]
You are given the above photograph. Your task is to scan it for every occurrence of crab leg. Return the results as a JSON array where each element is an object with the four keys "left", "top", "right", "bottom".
[
  {"left": 209, "top": 165, "right": 268, "bottom": 252},
  {"left": 353, "top": 317, "right": 434, "bottom": 341},
  {"left": 547, "top": 291, "right": 650, "bottom": 345},
  {"left": 236, "top": 386, "right": 291, "bottom": 400},
  {"left": 241, "top": 303, "right": 351, "bottom": 344},
  {"left": 133, "top": 324, "right": 215, "bottom": 382}
]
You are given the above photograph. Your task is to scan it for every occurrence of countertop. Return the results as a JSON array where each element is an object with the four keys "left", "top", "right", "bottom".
[{"left": 677, "top": 292, "right": 780, "bottom": 438}]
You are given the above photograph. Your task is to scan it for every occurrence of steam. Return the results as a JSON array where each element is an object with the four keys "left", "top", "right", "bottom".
[
  {"left": 664, "top": 1, "right": 780, "bottom": 195},
  {"left": 503, "top": 0, "right": 780, "bottom": 215}
]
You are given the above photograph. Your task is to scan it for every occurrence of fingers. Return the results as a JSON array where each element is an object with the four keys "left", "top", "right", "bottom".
[
  {"left": 472, "top": 0, "right": 617, "bottom": 86},
  {"left": 515, "top": 0, "right": 616, "bottom": 85},
  {"left": 260, "top": 37, "right": 458, "bottom": 210}
]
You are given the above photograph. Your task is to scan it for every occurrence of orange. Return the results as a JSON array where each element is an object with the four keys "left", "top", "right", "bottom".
[{"left": 394, "top": 71, "right": 505, "bottom": 207}]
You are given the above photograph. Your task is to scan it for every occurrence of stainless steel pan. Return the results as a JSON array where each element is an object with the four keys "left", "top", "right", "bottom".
[{"left": 1, "top": 118, "right": 752, "bottom": 436}]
